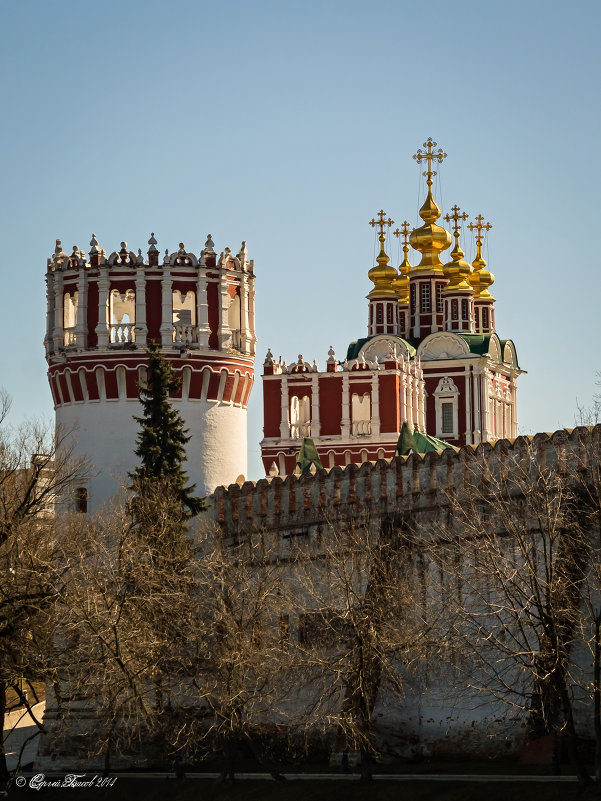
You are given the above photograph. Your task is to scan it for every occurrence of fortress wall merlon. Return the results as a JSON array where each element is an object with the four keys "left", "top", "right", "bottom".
[{"left": 208, "top": 425, "right": 601, "bottom": 537}]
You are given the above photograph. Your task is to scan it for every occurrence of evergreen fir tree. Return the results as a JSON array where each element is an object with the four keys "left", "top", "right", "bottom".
[{"left": 130, "top": 342, "right": 204, "bottom": 516}]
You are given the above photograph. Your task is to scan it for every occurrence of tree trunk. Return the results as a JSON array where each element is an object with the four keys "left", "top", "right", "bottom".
[
  {"left": 594, "top": 615, "right": 601, "bottom": 783},
  {"left": 557, "top": 678, "right": 590, "bottom": 784},
  {"left": 0, "top": 681, "right": 9, "bottom": 790},
  {"left": 359, "top": 747, "right": 373, "bottom": 781},
  {"left": 243, "top": 732, "right": 286, "bottom": 781},
  {"left": 219, "top": 735, "right": 236, "bottom": 783}
]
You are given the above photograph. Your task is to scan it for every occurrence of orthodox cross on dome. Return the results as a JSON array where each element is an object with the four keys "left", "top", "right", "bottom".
[
  {"left": 444, "top": 204, "right": 469, "bottom": 236},
  {"left": 413, "top": 137, "right": 447, "bottom": 186},
  {"left": 369, "top": 209, "right": 394, "bottom": 237},
  {"left": 468, "top": 214, "right": 492, "bottom": 244},
  {"left": 393, "top": 220, "right": 412, "bottom": 246},
  {"left": 468, "top": 214, "right": 492, "bottom": 266}
]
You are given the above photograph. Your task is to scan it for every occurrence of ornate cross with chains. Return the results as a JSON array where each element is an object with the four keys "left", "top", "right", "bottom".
[
  {"left": 412, "top": 137, "right": 447, "bottom": 184},
  {"left": 369, "top": 209, "right": 394, "bottom": 236},
  {"left": 444, "top": 204, "right": 469, "bottom": 235},
  {"left": 468, "top": 214, "right": 492, "bottom": 244},
  {"left": 393, "top": 220, "right": 412, "bottom": 245}
]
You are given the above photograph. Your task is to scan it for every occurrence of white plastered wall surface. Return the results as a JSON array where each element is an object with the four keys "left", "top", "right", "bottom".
[{"left": 56, "top": 398, "right": 248, "bottom": 512}]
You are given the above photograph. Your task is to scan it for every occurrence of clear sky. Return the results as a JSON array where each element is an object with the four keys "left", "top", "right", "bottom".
[{"left": 1, "top": 0, "right": 599, "bottom": 481}]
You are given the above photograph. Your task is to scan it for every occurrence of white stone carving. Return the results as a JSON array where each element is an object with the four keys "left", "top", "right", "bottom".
[
  {"left": 360, "top": 335, "right": 411, "bottom": 364},
  {"left": 417, "top": 332, "right": 471, "bottom": 361}
]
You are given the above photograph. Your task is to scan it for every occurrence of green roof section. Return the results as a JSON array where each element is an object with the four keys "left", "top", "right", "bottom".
[
  {"left": 345, "top": 333, "right": 520, "bottom": 368},
  {"left": 396, "top": 422, "right": 458, "bottom": 456},
  {"left": 346, "top": 335, "right": 417, "bottom": 362},
  {"left": 499, "top": 339, "right": 521, "bottom": 369},
  {"left": 295, "top": 437, "right": 323, "bottom": 475},
  {"left": 456, "top": 333, "right": 492, "bottom": 356}
]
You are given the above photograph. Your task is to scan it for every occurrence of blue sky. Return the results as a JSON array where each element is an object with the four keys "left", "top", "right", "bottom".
[{"left": 1, "top": 0, "right": 599, "bottom": 480}]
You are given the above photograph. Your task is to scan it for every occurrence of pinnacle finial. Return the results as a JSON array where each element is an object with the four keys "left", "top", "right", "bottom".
[
  {"left": 393, "top": 221, "right": 412, "bottom": 246},
  {"left": 392, "top": 221, "right": 412, "bottom": 301},
  {"left": 468, "top": 214, "right": 492, "bottom": 262},
  {"left": 367, "top": 209, "right": 397, "bottom": 296},
  {"left": 369, "top": 209, "right": 394, "bottom": 237},
  {"left": 369, "top": 210, "right": 394, "bottom": 266},
  {"left": 467, "top": 214, "right": 494, "bottom": 299},
  {"left": 148, "top": 232, "right": 158, "bottom": 252},
  {"left": 444, "top": 204, "right": 469, "bottom": 235},
  {"left": 412, "top": 137, "right": 447, "bottom": 186},
  {"left": 444, "top": 205, "right": 469, "bottom": 259}
]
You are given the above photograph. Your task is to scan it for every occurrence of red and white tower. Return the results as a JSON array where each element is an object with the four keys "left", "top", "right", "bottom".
[{"left": 45, "top": 234, "right": 256, "bottom": 511}]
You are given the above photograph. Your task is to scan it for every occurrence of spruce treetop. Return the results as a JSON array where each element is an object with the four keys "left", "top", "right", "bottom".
[{"left": 130, "top": 342, "right": 203, "bottom": 515}]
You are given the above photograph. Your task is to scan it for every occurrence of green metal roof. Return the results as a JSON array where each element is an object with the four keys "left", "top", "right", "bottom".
[
  {"left": 456, "top": 333, "right": 491, "bottom": 356},
  {"left": 295, "top": 437, "right": 323, "bottom": 475},
  {"left": 397, "top": 422, "right": 458, "bottom": 456},
  {"left": 346, "top": 333, "right": 520, "bottom": 368}
]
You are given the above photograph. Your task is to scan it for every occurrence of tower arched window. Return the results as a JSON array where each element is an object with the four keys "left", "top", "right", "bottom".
[
  {"left": 228, "top": 294, "right": 241, "bottom": 349},
  {"left": 376, "top": 304, "right": 383, "bottom": 325},
  {"left": 110, "top": 289, "right": 135, "bottom": 344},
  {"left": 461, "top": 299, "right": 468, "bottom": 321},
  {"left": 63, "top": 292, "right": 78, "bottom": 347},
  {"left": 451, "top": 299, "right": 458, "bottom": 320},
  {"left": 386, "top": 304, "right": 393, "bottom": 325},
  {"left": 351, "top": 392, "right": 371, "bottom": 436},
  {"left": 290, "top": 395, "right": 310, "bottom": 438},
  {"left": 172, "top": 290, "right": 197, "bottom": 346},
  {"left": 421, "top": 283, "right": 431, "bottom": 313}
]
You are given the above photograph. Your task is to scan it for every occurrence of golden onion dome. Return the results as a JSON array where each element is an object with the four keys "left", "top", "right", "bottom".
[
  {"left": 469, "top": 254, "right": 495, "bottom": 300},
  {"left": 443, "top": 205, "right": 473, "bottom": 293},
  {"left": 467, "top": 215, "right": 495, "bottom": 300},
  {"left": 409, "top": 186, "right": 452, "bottom": 273},
  {"left": 392, "top": 222, "right": 411, "bottom": 304},
  {"left": 409, "top": 138, "right": 452, "bottom": 273},
  {"left": 368, "top": 211, "right": 398, "bottom": 298}
]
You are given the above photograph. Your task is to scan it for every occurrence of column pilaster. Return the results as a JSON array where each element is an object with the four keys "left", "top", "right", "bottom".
[
  {"left": 160, "top": 272, "right": 173, "bottom": 348},
  {"left": 311, "top": 373, "right": 321, "bottom": 438},
  {"left": 134, "top": 271, "right": 147, "bottom": 347},
  {"left": 280, "top": 375, "right": 290, "bottom": 439},
  {"left": 75, "top": 271, "right": 88, "bottom": 349},
  {"left": 95, "top": 267, "right": 110, "bottom": 348},
  {"left": 52, "top": 272, "right": 64, "bottom": 353}
]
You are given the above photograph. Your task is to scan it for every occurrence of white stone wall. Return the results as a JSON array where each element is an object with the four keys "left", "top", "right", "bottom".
[{"left": 57, "top": 397, "right": 247, "bottom": 512}]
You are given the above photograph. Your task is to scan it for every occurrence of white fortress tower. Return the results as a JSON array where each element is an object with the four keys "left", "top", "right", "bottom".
[{"left": 45, "top": 233, "right": 256, "bottom": 511}]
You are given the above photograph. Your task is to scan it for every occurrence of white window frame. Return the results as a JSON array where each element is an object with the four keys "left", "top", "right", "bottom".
[{"left": 434, "top": 376, "right": 459, "bottom": 439}]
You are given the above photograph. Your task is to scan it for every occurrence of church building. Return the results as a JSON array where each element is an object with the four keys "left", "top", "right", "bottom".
[{"left": 261, "top": 139, "right": 523, "bottom": 477}]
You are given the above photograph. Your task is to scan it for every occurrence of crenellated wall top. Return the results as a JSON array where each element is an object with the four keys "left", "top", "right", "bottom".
[{"left": 209, "top": 425, "right": 601, "bottom": 535}]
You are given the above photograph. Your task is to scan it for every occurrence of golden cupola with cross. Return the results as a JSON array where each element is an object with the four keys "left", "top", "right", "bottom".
[
  {"left": 442, "top": 204, "right": 475, "bottom": 333},
  {"left": 392, "top": 221, "right": 412, "bottom": 339},
  {"left": 407, "top": 138, "right": 452, "bottom": 339},
  {"left": 366, "top": 210, "right": 402, "bottom": 336},
  {"left": 468, "top": 215, "right": 496, "bottom": 333},
  {"left": 409, "top": 139, "right": 452, "bottom": 273}
]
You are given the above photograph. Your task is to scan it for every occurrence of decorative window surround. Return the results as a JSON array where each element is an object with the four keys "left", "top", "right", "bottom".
[{"left": 434, "top": 375, "right": 459, "bottom": 439}]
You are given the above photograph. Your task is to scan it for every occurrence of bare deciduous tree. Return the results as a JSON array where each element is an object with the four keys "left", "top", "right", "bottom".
[
  {"left": 0, "top": 394, "right": 86, "bottom": 789},
  {"left": 437, "top": 438, "right": 594, "bottom": 783},
  {"left": 289, "top": 512, "right": 439, "bottom": 780}
]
